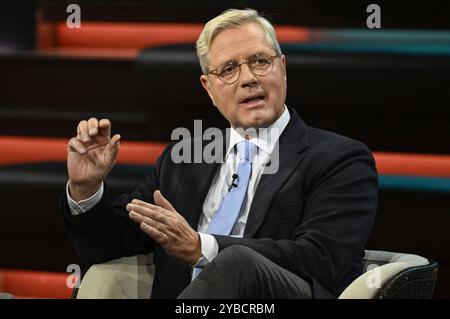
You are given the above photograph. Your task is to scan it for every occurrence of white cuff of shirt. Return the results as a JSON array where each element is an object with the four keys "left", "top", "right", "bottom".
[
  {"left": 192, "top": 233, "right": 219, "bottom": 268},
  {"left": 66, "top": 181, "right": 104, "bottom": 215}
]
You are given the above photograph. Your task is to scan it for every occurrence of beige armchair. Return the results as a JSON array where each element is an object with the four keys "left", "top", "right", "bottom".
[
  {"left": 73, "top": 250, "right": 438, "bottom": 299},
  {"left": 339, "top": 250, "right": 438, "bottom": 299},
  {"left": 75, "top": 254, "right": 155, "bottom": 299}
]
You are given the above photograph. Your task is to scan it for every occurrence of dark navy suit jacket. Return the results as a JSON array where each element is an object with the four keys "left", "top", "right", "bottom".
[{"left": 61, "top": 107, "right": 378, "bottom": 298}]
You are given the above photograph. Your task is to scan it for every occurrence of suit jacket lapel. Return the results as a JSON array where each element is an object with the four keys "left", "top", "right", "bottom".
[{"left": 244, "top": 108, "right": 309, "bottom": 237}]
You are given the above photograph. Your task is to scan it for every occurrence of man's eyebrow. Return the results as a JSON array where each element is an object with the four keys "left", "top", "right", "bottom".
[
  {"left": 214, "top": 51, "right": 272, "bottom": 69},
  {"left": 250, "top": 51, "right": 272, "bottom": 57},
  {"left": 219, "top": 58, "right": 237, "bottom": 66},
  {"left": 212, "top": 58, "right": 236, "bottom": 71}
]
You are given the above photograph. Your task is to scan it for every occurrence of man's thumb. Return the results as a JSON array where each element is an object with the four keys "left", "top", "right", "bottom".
[
  {"left": 154, "top": 190, "right": 174, "bottom": 211},
  {"left": 105, "top": 134, "right": 121, "bottom": 164}
]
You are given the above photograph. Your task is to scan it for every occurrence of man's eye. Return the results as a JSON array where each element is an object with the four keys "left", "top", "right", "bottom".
[
  {"left": 254, "top": 58, "right": 270, "bottom": 65},
  {"left": 220, "top": 65, "right": 236, "bottom": 76}
]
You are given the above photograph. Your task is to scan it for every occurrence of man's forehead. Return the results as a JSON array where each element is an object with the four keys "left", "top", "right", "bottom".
[{"left": 209, "top": 24, "right": 273, "bottom": 64}]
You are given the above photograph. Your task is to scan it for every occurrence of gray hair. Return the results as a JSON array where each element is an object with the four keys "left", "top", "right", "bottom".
[{"left": 196, "top": 8, "right": 282, "bottom": 74}]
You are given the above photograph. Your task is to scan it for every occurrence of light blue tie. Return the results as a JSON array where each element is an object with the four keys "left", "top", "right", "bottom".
[{"left": 193, "top": 140, "right": 256, "bottom": 278}]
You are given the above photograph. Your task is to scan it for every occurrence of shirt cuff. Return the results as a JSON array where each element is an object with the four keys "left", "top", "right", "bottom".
[
  {"left": 191, "top": 233, "right": 219, "bottom": 268},
  {"left": 66, "top": 181, "right": 104, "bottom": 215}
]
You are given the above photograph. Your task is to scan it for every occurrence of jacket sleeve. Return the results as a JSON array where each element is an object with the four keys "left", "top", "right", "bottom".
[{"left": 213, "top": 139, "right": 378, "bottom": 292}]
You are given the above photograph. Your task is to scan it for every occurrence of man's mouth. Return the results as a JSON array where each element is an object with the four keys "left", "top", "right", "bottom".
[{"left": 239, "top": 94, "right": 266, "bottom": 108}]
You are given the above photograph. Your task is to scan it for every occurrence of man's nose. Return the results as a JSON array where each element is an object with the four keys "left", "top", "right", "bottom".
[{"left": 239, "top": 63, "right": 258, "bottom": 88}]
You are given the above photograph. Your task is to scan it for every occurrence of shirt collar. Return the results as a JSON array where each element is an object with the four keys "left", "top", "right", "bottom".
[{"left": 226, "top": 105, "right": 290, "bottom": 159}]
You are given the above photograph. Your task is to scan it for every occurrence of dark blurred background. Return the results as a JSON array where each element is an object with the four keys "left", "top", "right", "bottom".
[{"left": 0, "top": 0, "right": 449, "bottom": 298}]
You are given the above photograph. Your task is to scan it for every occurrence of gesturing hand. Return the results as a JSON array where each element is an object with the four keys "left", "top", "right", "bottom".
[
  {"left": 67, "top": 118, "right": 121, "bottom": 201},
  {"left": 127, "top": 190, "right": 202, "bottom": 265}
]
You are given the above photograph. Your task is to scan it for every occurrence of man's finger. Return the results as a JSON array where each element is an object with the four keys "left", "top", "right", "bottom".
[
  {"left": 98, "top": 119, "right": 111, "bottom": 138},
  {"left": 130, "top": 199, "right": 154, "bottom": 209},
  {"left": 127, "top": 199, "right": 174, "bottom": 227},
  {"left": 130, "top": 199, "right": 170, "bottom": 220},
  {"left": 87, "top": 117, "right": 99, "bottom": 136},
  {"left": 129, "top": 211, "right": 153, "bottom": 226},
  {"left": 104, "top": 134, "right": 121, "bottom": 165},
  {"left": 129, "top": 211, "right": 167, "bottom": 232},
  {"left": 127, "top": 202, "right": 160, "bottom": 220},
  {"left": 68, "top": 137, "right": 87, "bottom": 154},
  {"left": 77, "top": 120, "right": 91, "bottom": 143},
  {"left": 130, "top": 199, "right": 165, "bottom": 213}
]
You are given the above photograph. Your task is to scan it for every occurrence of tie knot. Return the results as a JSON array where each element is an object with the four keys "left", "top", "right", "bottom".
[{"left": 236, "top": 141, "right": 257, "bottom": 163}]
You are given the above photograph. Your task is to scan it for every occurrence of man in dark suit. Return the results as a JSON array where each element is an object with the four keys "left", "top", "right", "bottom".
[{"left": 62, "top": 8, "right": 378, "bottom": 299}]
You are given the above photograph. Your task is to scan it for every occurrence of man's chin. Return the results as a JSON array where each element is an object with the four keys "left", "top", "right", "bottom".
[{"left": 234, "top": 118, "right": 271, "bottom": 130}]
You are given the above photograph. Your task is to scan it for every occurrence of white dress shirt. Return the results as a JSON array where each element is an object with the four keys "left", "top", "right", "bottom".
[{"left": 67, "top": 105, "right": 290, "bottom": 271}]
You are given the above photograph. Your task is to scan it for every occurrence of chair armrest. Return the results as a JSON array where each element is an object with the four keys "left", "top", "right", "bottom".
[
  {"left": 76, "top": 254, "right": 154, "bottom": 299},
  {"left": 338, "top": 262, "right": 409, "bottom": 299}
]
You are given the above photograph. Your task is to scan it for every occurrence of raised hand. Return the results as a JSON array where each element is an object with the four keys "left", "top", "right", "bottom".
[{"left": 67, "top": 117, "right": 121, "bottom": 201}]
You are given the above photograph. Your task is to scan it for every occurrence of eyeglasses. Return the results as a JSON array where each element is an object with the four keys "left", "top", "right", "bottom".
[{"left": 207, "top": 53, "right": 280, "bottom": 85}]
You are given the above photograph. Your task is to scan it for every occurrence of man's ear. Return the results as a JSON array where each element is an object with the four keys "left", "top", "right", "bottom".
[
  {"left": 200, "top": 74, "right": 216, "bottom": 106},
  {"left": 281, "top": 54, "right": 287, "bottom": 80}
]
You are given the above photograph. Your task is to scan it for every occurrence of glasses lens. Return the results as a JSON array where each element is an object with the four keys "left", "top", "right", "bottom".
[
  {"left": 250, "top": 55, "right": 273, "bottom": 76},
  {"left": 219, "top": 63, "right": 239, "bottom": 84}
]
